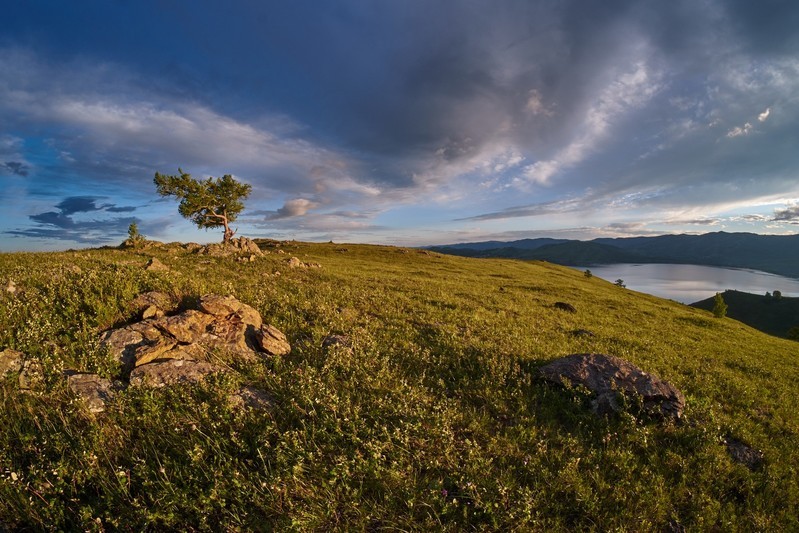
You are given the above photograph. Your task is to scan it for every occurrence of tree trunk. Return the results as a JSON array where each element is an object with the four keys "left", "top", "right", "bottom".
[{"left": 222, "top": 216, "right": 233, "bottom": 243}]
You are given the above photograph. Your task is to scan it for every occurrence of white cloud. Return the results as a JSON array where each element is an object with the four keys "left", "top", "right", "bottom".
[
  {"left": 726, "top": 122, "right": 753, "bottom": 137},
  {"left": 519, "top": 59, "right": 662, "bottom": 186},
  {"left": 525, "top": 89, "right": 553, "bottom": 116},
  {"left": 758, "top": 107, "right": 771, "bottom": 122}
]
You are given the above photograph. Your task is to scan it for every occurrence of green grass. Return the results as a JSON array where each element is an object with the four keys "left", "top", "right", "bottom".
[{"left": 1, "top": 241, "right": 797, "bottom": 530}]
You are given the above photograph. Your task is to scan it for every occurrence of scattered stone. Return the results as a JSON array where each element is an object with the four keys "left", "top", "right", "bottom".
[
  {"left": 254, "top": 325, "right": 292, "bottom": 356},
  {"left": 276, "top": 249, "right": 285, "bottom": 254},
  {"left": 539, "top": 353, "right": 686, "bottom": 420},
  {"left": 306, "top": 262, "right": 322, "bottom": 268},
  {"left": 66, "top": 264, "right": 82, "bottom": 274},
  {"left": 571, "top": 329, "right": 595, "bottom": 337},
  {"left": 129, "top": 359, "right": 222, "bottom": 388},
  {"left": 145, "top": 258, "right": 169, "bottom": 272},
  {"left": 322, "top": 334, "right": 351, "bottom": 350},
  {"left": 228, "top": 385, "right": 273, "bottom": 411},
  {"left": 0, "top": 349, "right": 24, "bottom": 377},
  {"left": 66, "top": 373, "right": 124, "bottom": 413},
  {"left": 724, "top": 437, "right": 764, "bottom": 470},
  {"left": 5, "top": 280, "right": 16, "bottom": 295},
  {"left": 287, "top": 257, "right": 304, "bottom": 268},
  {"left": 554, "top": 302, "right": 577, "bottom": 313},
  {"left": 183, "top": 242, "right": 203, "bottom": 253},
  {"left": 18, "top": 359, "right": 44, "bottom": 391}
]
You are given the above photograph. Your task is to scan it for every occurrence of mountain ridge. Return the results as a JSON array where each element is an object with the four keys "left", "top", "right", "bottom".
[{"left": 429, "top": 231, "right": 799, "bottom": 278}]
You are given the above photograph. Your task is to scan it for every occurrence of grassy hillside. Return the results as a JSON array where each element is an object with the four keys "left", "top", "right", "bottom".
[
  {"left": 1, "top": 241, "right": 798, "bottom": 530},
  {"left": 691, "top": 289, "right": 799, "bottom": 339}
]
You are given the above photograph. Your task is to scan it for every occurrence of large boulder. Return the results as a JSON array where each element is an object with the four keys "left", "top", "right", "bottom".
[
  {"left": 539, "top": 353, "right": 686, "bottom": 420},
  {"left": 195, "top": 237, "right": 263, "bottom": 258}
]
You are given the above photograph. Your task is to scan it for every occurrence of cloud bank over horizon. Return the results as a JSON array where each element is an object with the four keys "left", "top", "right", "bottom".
[{"left": 1, "top": 1, "right": 799, "bottom": 250}]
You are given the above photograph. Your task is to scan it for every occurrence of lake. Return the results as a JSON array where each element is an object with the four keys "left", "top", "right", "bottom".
[{"left": 571, "top": 263, "right": 799, "bottom": 304}]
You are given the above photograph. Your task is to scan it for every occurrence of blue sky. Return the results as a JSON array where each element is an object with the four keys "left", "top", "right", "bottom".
[{"left": 2, "top": 0, "right": 799, "bottom": 251}]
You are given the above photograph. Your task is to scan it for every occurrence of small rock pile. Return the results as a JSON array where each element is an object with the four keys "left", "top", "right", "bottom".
[{"left": 59, "top": 292, "right": 290, "bottom": 413}]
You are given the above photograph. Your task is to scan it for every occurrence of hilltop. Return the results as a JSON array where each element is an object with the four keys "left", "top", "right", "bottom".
[
  {"left": 691, "top": 289, "right": 799, "bottom": 339},
  {"left": 1, "top": 240, "right": 798, "bottom": 530},
  {"left": 431, "top": 231, "right": 799, "bottom": 278}
]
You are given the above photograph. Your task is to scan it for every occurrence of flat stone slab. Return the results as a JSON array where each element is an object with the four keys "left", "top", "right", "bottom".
[
  {"left": 540, "top": 353, "right": 686, "bottom": 420},
  {"left": 66, "top": 373, "right": 124, "bottom": 413},
  {"left": 129, "top": 359, "right": 222, "bottom": 388}
]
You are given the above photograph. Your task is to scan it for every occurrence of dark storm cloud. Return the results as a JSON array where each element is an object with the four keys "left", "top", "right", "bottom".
[
  {"left": 1, "top": 161, "right": 29, "bottom": 176},
  {"left": 55, "top": 196, "right": 102, "bottom": 215},
  {"left": 7, "top": 195, "right": 141, "bottom": 244},
  {"left": 773, "top": 205, "right": 799, "bottom": 221}
]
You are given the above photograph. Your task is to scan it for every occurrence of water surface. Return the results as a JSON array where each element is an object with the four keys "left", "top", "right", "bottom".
[{"left": 572, "top": 263, "right": 799, "bottom": 304}]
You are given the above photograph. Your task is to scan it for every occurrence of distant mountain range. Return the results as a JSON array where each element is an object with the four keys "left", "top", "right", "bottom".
[{"left": 429, "top": 232, "right": 799, "bottom": 278}]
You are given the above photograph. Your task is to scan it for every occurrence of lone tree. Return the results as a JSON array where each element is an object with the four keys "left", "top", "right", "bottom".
[
  {"left": 712, "top": 292, "right": 728, "bottom": 318},
  {"left": 154, "top": 169, "right": 252, "bottom": 243}
]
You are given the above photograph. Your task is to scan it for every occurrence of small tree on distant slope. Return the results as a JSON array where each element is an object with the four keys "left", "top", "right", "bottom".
[
  {"left": 712, "top": 292, "right": 728, "bottom": 318},
  {"left": 154, "top": 169, "right": 252, "bottom": 243}
]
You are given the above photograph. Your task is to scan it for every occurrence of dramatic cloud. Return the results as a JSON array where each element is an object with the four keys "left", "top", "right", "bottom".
[{"left": 2, "top": 0, "right": 799, "bottom": 249}]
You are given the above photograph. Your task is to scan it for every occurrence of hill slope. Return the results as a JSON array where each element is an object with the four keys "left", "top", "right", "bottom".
[
  {"left": 1, "top": 241, "right": 798, "bottom": 530},
  {"left": 431, "top": 231, "right": 799, "bottom": 278},
  {"left": 690, "top": 289, "right": 799, "bottom": 338}
]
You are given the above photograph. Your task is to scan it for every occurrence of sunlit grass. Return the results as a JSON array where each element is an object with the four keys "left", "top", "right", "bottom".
[{"left": 0, "top": 241, "right": 797, "bottom": 530}]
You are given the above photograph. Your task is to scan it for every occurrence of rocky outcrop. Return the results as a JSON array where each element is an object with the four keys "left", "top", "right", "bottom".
[
  {"left": 101, "top": 294, "right": 289, "bottom": 371},
  {"left": 196, "top": 237, "right": 263, "bottom": 258},
  {"left": 539, "top": 353, "right": 686, "bottom": 420}
]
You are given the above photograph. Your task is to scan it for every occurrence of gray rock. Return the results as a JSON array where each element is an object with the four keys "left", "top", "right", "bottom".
[
  {"left": 66, "top": 373, "right": 124, "bottom": 413},
  {"left": 322, "top": 334, "right": 351, "bottom": 350},
  {"left": 539, "top": 353, "right": 686, "bottom": 420},
  {"left": 18, "top": 359, "right": 44, "bottom": 391},
  {"left": 0, "top": 349, "right": 24, "bottom": 378},
  {"left": 554, "top": 302, "right": 576, "bottom": 313},
  {"left": 724, "top": 437, "right": 764, "bottom": 470},
  {"left": 254, "top": 325, "right": 291, "bottom": 356},
  {"left": 129, "top": 359, "right": 222, "bottom": 388}
]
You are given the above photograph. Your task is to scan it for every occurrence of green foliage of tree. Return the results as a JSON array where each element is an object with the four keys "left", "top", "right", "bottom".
[
  {"left": 584, "top": 269, "right": 592, "bottom": 278},
  {"left": 787, "top": 325, "right": 799, "bottom": 341},
  {"left": 773, "top": 290, "right": 783, "bottom": 300},
  {"left": 614, "top": 279, "right": 625, "bottom": 288},
  {"left": 154, "top": 169, "right": 252, "bottom": 242},
  {"left": 712, "top": 292, "right": 728, "bottom": 318}
]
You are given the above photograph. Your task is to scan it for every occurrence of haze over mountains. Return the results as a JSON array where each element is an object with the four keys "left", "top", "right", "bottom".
[{"left": 430, "top": 232, "right": 799, "bottom": 279}]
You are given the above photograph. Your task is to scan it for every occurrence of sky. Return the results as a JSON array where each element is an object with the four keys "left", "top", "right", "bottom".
[{"left": 2, "top": 0, "right": 799, "bottom": 251}]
